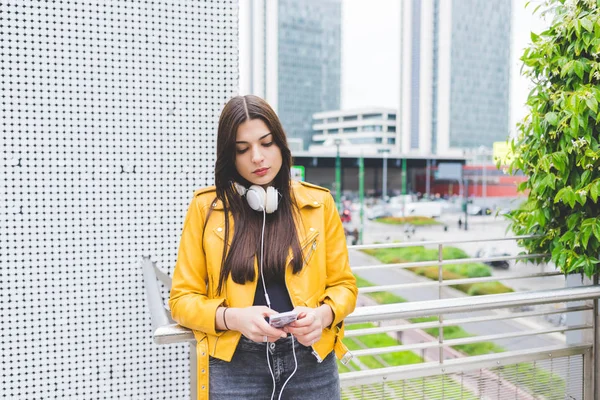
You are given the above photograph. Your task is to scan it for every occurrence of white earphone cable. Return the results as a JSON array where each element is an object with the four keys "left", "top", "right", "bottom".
[
  {"left": 259, "top": 207, "right": 277, "bottom": 400},
  {"left": 278, "top": 334, "right": 298, "bottom": 400},
  {"left": 258, "top": 200, "right": 297, "bottom": 400}
]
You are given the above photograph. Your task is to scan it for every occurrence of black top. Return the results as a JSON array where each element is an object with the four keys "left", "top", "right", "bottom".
[{"left": 253, "top": 274, "right": 293, "bottom": 313}]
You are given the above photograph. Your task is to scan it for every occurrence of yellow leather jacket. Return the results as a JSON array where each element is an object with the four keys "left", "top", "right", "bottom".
[{"left": 169, "top": 180, "right": 358, "bottom": 398}]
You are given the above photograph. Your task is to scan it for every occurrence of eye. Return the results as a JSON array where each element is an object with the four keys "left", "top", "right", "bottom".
[
  {"left": 236, "top": 148, "right": 248, "bottom": 154},
  {"left": 262, "top": 141, "right": 274, "bottom": 147}
]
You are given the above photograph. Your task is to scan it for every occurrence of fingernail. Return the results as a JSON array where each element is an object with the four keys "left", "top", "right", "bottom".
[{"left": 281, "top": 333, "right": 286, "bottom": 338}]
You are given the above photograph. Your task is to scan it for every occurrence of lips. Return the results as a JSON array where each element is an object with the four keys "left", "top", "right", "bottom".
[{"left": 253, "top": 167, "right": 269, "bottom": 177}]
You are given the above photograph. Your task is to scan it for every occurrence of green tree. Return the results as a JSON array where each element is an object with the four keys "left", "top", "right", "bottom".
[{"left": 506, "top": 0, "right": 600, "bottom": 277}]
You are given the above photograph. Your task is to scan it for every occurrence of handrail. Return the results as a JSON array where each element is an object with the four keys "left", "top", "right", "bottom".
[
  {"left": 153, "top": 285, "right": 600, "bottom": 345},
  {"left": 344, "top": 305, "right": 593, "bottom": 337},
  {"left": 349, "top": 324, "right": 590, "bottom": 357},
  {"left": 338, "top": 344, "right": 591, "bottom": 385},
  {"left": 358, "top": 271, "right": 563, "bottom": 293},
  {"left": 351, "top": 253, "right": 548, "bottom": 271},
  {"left": 349, "top": 234, "right": 543, "bottom": 250},
  {"left": 141, "top": 256, "right": 172, "bottom": 332},
  {"left": 347, "top": 285, "right": 600, "bottom": 323}
]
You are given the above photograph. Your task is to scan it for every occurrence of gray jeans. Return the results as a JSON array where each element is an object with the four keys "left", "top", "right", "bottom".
[{"left": 209, "top": 335, "right": 341, "bottom": 399}]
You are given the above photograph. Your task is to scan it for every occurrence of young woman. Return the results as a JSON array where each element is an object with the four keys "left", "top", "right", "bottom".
[{"left": 169, "top": 95, "right": 357, "bottom": 400}]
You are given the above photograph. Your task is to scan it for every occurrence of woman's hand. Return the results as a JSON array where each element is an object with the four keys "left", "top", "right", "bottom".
[
  {"left": 226, "top": 306, "right": 287, "bottom": 343},
  {"left": 284, "top": 305, "right": 333, "bottom": 347}
]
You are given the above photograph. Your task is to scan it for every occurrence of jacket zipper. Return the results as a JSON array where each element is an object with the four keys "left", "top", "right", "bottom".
[
  {"left": 302, "top": 236, "right": 318, "bottom": 268},
  {"left": 284, "top": 232, "right": 323, "bottom": 362}
]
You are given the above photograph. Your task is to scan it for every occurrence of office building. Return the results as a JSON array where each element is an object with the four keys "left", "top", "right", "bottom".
[
  {"left": 400, "top": 0, "right": 512, "bottom": 155},
  {"left": 309, "top": 108, "right": 397, "bottom": 155},
  {"left": 239, "top": 0, "right": 342, "bottom": 149}
]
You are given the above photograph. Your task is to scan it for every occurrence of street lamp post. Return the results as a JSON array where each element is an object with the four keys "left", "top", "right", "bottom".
[
  {"left": 358, "top": 154, "right": 364, "bottom": 244},
  {"left": 334, "top": 139, "right": 342, "bottom": 213},
  {"left": 381, "top": 150, "right": 389, "bottom": 201}
]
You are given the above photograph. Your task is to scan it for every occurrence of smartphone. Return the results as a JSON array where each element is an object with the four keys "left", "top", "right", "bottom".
[{"left": 268, "top": 311, "right": 299, "bottom": 328}]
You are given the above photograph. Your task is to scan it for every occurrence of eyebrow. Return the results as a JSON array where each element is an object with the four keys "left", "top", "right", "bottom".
[{"left": 235, "top": 133, "right": 272, "bottom": 144}]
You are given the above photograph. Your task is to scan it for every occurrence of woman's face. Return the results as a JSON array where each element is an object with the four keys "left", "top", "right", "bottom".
[{"left": 234, "top": 118, "right": 282, "bottom": 188}]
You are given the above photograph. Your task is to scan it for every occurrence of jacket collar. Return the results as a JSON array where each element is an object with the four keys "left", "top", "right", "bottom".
[
  {"left": 210, "top": 181, "right": 322, "bottom": 211},
  {"left": 290, "top": 180, "right": 322, "bottom": 209}
]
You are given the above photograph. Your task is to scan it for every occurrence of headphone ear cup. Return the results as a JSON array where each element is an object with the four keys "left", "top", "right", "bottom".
[
  {"left": 233, "top": 182, "right": 247, "bottom": 196},
  {"left": 246, "top": 185, "right": 266, "bottom": 212},
  {"left": 265, "top": 186, "right": 278, "bottom": 214}
]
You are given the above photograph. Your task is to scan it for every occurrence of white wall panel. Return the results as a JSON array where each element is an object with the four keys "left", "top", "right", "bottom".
[{"left": 0, "top": 1, "right": 239, "bottom": 398}]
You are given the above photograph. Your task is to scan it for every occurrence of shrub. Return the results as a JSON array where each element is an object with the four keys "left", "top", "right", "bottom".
[{"left": 506, "top": 0, "right": 600, "bottom": 277}]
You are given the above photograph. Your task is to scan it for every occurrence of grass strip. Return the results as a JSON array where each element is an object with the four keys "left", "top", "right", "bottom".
[{"left": 374, "top": 216, "right": 442, "bottom": 226}]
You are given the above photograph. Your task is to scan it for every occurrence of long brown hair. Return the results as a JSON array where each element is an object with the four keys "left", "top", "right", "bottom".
[{"left": 213, "top": 95, "right": 303, "bottom": 294}]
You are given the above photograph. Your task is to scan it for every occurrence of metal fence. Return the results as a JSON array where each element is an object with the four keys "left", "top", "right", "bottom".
[{"left": 143, "top": 236, "right": 600, "bottom": 399}]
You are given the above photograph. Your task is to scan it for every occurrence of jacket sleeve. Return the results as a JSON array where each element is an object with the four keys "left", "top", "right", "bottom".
[
  {"left": 169, "top": 195, "right": 225, "bottom": 336},
  {"left": 318, "top": 193, "right": 358, "bottom": 327}
]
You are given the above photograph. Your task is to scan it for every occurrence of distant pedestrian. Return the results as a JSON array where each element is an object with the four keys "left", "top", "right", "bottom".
[{"left": 458, "top": 218, "right": 463, "bottom": 229}]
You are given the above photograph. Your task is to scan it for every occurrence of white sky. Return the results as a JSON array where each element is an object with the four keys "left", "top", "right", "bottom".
[{"left": 341, "top": 0, "right": 550, "bottom": 135}]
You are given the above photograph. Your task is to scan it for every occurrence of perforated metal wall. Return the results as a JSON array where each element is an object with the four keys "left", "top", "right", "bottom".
[{"left": 1, "top": 1, "right": 238, "bottom": 398}]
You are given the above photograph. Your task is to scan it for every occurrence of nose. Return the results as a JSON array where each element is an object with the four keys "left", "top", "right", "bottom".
[{"left": 251, "top": 145, "right": 264, "bottom": 164}]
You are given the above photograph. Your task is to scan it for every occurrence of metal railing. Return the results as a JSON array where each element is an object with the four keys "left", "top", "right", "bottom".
[{"left": 142, "top": 236, "right": 600, "bottom": 399}]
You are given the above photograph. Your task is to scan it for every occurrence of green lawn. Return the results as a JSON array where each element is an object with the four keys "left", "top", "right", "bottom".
[{"left": 361, "top": 245, "right": 514, "bottom": 296}]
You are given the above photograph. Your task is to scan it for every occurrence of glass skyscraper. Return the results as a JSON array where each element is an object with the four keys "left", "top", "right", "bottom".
[
  {"left": 277, "top": 0, "right": 341, "bottom": 149},
  {"left": 448, "top": 0, "right": 511, "bottom": 149},
  {"left": 400, "top": 0, "right": 512, "bottom": 154}
]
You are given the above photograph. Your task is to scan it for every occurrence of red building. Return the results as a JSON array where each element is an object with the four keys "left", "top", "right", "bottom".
[{"left": 413, "top": 165, "right": 526, "bottom": 198}]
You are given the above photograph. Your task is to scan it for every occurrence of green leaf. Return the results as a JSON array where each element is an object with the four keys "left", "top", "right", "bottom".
[
  {"left": 581, "top": 228, "right": 592, "bottom": 249},
  {"left": 582, "top": 18, "right": 594, "bottom": 33},
  {"left": 551, "top": 151, "right": 568, "bottom": 174},
  {"left": 586, "top": 96, "right": 598, "bottom": 113},
  {"left": 517, "top": 180, "right": 528, "bottom": 193},
  {"left": 573, "top": 61, "right": 584, "bottom": 80},
  {"left": 584, "top": 258, "right": 596, "bottom": 278},
  {"left": 545, "top": 112, "right": 559, "bottom": 126},
  {"left": 567, "top": 213, "right": 581, "bottom": 230},
  {"left": 591, "top": 180, "right": 599, "bottom": 202},
  {"left": 570, "top": 114, "right": 579, "bottom": 131},
  {"left": 545, "top": 173, "right": 557, "bottom": 190},
  {"left": 580, "top": 219, "right": 596, "bottom": 249},
  {"left": 580, "top": 170, "right": 591, "bottom": 185},
  {"left": 531, "top": 31, "right": 540, "bottom": 43},
  {"left": 554, "top": 186, "right": 576, "bottom": 207},
  {"left": 576, "top": 190, "right": 587, "bottom": 206},
  {"left": 562, "top": 60, "right": 574, "bottom": 78},
  {"left": 593, "top": 221, "right": 600, "bottom": 242},
  {"left": 569, "top": 93, "right": 579, "bottom": 110},
  {"left": 559, "top": 231, "right": 576, "bottom": 244}
]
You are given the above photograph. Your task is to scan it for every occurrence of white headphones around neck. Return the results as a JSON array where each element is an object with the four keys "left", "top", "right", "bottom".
[{"left": 233, "top": 182, "right": 279, "bottom": 214}]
